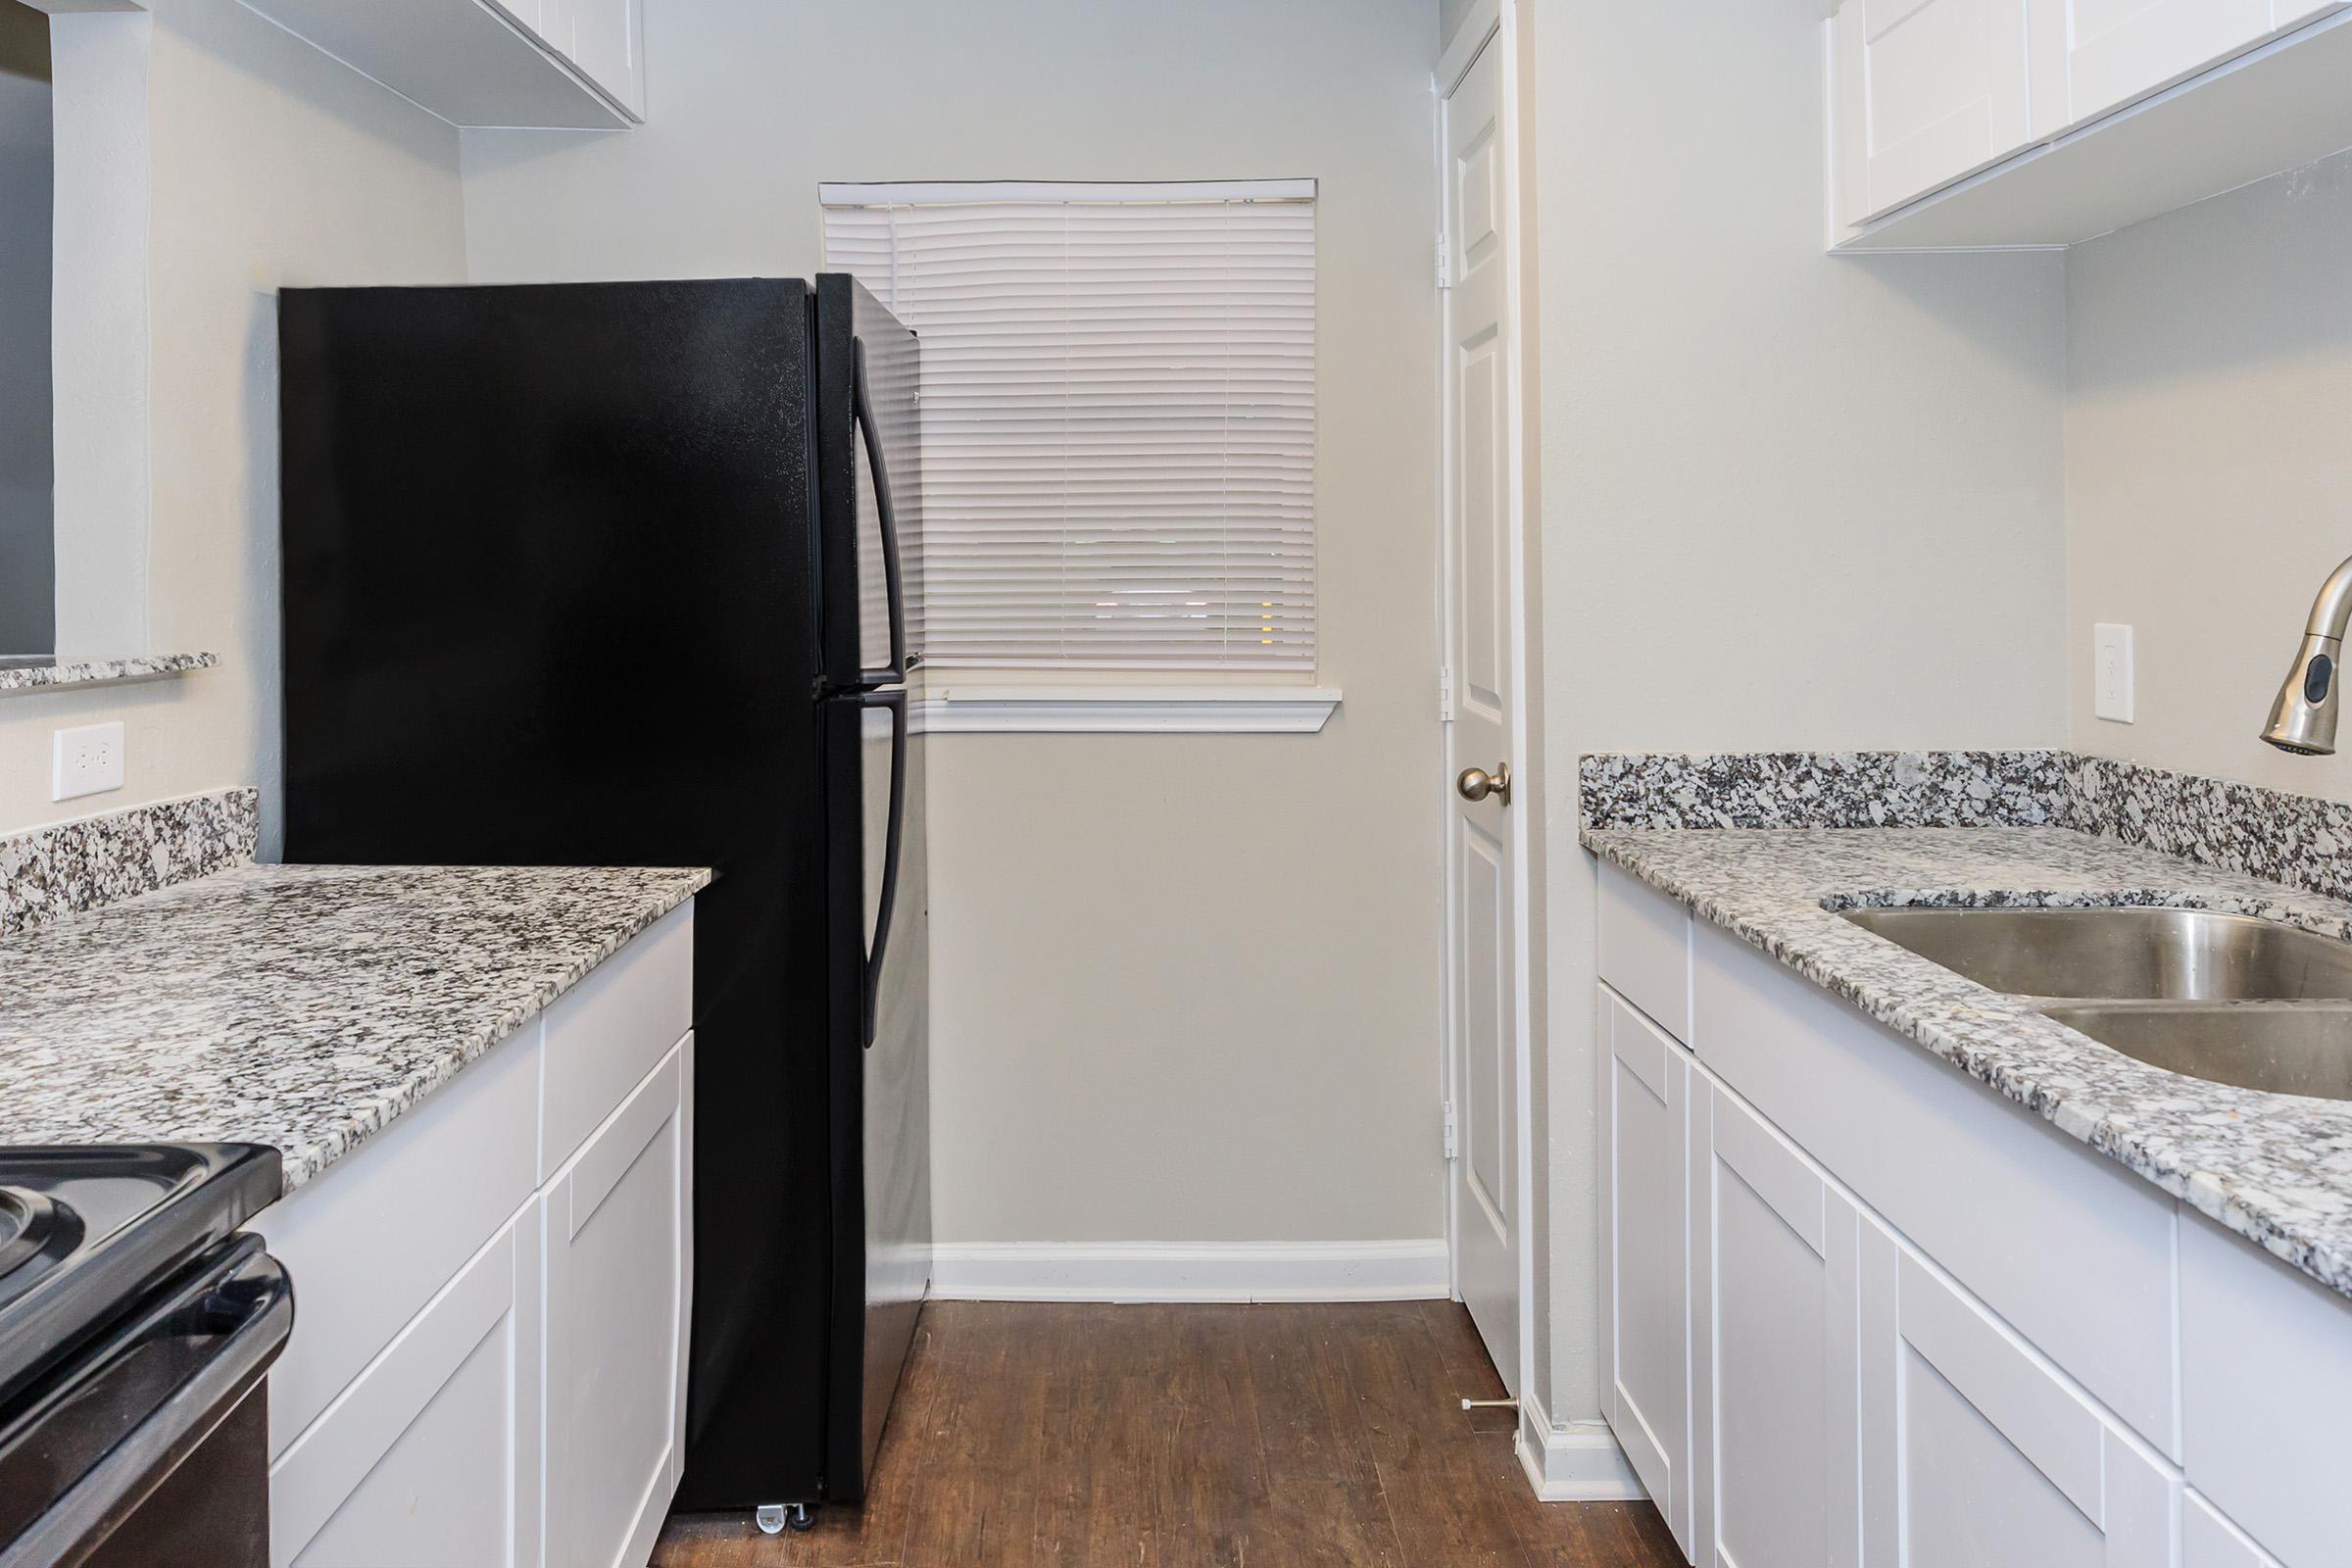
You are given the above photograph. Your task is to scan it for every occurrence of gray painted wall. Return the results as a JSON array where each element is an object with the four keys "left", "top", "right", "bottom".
[
  {"left": 0, "top": 0, "right": 53, "bottom": 656},
  {"left": 464, "top": 0, "right": 1447, "bottom": 1253},
  {"left": 1531, "top": 0, "right": 2070, "bottom": 1426},
  {"left": 2067, "top": 146, "right": 2352, "bottom": 802},
  {"left": 0, "top": 0, "right": 465, "bottom": 832},
  {"left": 1439, "top": 0, "right": 1480, "bottom": 53}
]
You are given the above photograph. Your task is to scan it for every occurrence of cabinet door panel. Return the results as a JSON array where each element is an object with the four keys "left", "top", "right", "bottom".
[
  {"left": 1695, "top": 1080, "right": 1860, "bottom": 1568},
  {"left": 252, "top": 1015, "right": 539, "bottom": 1458},
  {"left": 1861, "top": 1219, "right": 2176, "bottom": 1567},
  {"left": 2179, "top": 1207, "right": 2352, "bottom": 1568},
  {"left": 1692, "top": 922, "right": 2178, "bottom": 1457},
  {"left": 2029, "top": 0, "right": 2276, "bottom": 134},
  {"left": 2184, "top": 1490, "right": 2285, "bottom": 1568},
  {"left": 544, "top": 1039, "right": 687, "bottom": 1568},
  {"left": 1601, "top": 989, "right": 1690, "bottom": 1551},
  {"left": 271, "top": 1212, "right": 542, "bottom": 1568},
  {"left": 540, "top": 0, "right": 643, "bottom": 116},
  {"left": 1851, "top": 0, "right": 2034, "bottom": 218}
]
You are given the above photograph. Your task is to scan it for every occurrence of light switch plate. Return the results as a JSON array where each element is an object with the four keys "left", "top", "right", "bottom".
[
  {"left": 2094, "top": 623, "right": 2134, "bottom": 724},
  {"left": 52, "top": 721, "right": 125, "bottom": 802}
]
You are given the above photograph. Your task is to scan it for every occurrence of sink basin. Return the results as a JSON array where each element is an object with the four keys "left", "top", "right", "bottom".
[
  {"left": 1838, "top": 906, "right": 2352, "bottom": 1001},
  {"left": 2040, "top": 1004, "right": 2352, "bottom": 1102}
]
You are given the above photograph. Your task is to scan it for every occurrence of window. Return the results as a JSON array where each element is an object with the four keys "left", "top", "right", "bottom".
[{"left": 822, "top": 180, "right": 1317, "bottom": 677}]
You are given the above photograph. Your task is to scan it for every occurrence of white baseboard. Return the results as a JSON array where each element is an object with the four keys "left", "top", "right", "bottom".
[
  {"left": 1515, "top": 1390, "right": 1647, "bottom": 1502},
  {"left": 928, "top": 1240, "right": 1450, "bottom": 1303}
]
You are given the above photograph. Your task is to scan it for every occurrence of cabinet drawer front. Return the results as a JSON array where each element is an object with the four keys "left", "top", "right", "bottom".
[
  {"left": 1598, "top": 863, "right": 1690, "bottom": 1043},
  {"left": 542, "top": 901, "right": 693, "bottom": 1182},
  {"left": 2179, "top": 1209, "right": 2352, "bottom": 1568},
  {"left": 1862, "top": 1219, "right": 2177, "bottom": 1568},
  {"left": 1692, "top": 919, "right": 2179, "bottom": 1455},
  {"left": 270, "top": 1211, "right": 542, "bottom": 1568},
  {"left": 252, "top": 1019, "right": 540, "bottom": 1457},
  {"left": 1601, "top": 991, "right": 1690, "bottom": 1546}
]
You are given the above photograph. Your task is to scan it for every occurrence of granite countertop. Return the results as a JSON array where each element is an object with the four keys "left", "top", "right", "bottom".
[
  {"left": 1583, "top": 824, "right": 2352, "bottom": 1299},
  {"left": 0, "top": 861, "right": 710, "bottom": 1191}
]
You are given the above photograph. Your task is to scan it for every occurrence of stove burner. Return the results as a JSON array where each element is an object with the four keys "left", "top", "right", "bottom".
[{"left": 0, "top": 1187, "right": 67, "bottom": 1282}]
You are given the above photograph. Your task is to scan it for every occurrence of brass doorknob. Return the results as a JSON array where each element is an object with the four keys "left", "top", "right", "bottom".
[{"left": 1456, "top": 762, "right": 1512, "bottom": 807}]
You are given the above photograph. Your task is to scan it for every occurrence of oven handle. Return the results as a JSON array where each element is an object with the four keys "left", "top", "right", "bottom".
[{"left": 0, "top": 1235, "right": 293, "bottom": 1568}]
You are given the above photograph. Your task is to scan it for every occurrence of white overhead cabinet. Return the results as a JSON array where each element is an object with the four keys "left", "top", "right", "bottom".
[
  {"left": 2025, "top": 0, "right": 2277, "bottom": 135},
  {"left": 1828, "top": 0, "right": 2352, "bottom": 248},
  {"left": 1828, "top": 0, "right": 2033, "bottom": 229},
  {"left": 237, "top": 0, "right": 644, "bottom": 128},
  {"left": 1594, "top": 865, "right": 2350, "bottom": 1568}
]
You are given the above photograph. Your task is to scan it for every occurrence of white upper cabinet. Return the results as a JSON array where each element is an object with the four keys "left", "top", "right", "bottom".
[
  {"left": 239, "top": 0, "right": 645, "bottom": 129},
  {"left": 537, "top": 0, "right": 646, "bottom": 120},
  {"left": 1831, "top": 0, "right": 2034, "bottom": 226},
  {"left": 2029, "top": 0, "right": 2287, "bottom": 136},
  {"left": 1829, "top": 0, "right": 2352, "bottom": 248}
]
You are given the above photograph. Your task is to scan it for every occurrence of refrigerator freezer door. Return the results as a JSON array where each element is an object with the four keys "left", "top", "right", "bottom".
[
  {"left": 821, "top": 689, "right": 931, "bottom": 1501},
  {"left": 816, "top": 274, "right": 922, "bottom": 691}
]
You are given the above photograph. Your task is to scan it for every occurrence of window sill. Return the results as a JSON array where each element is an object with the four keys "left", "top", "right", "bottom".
[{"left": 909, "top": 685, "right": 1342, "bottom": 735}]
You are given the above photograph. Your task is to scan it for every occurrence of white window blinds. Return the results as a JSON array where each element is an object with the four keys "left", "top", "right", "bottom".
[{"left": 821, "top": 180, "right": 1316, "bottom": 672}]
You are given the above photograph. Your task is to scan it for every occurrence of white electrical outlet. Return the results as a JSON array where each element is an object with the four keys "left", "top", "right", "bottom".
[
  {"left": 52, "top": 721, "right": 125, "bottom": 802},
  {"left": 2094, "top": 623, "right": 2134, "bottom": 724}
]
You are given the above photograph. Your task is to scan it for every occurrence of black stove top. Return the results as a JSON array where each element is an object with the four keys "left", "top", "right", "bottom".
[
  {"left": 0, "top": 1147, "right": 281, "bottom": 1411},
  {"left": 0, "top": 1189, "right": 74, "bottom": 1287}
]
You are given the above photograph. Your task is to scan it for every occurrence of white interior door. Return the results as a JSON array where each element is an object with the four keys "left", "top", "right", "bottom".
[{"left": 1442, "top": 26, "right": 1525, "bottom": 1398}]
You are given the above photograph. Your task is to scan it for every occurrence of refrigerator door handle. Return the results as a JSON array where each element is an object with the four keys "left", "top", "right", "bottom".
[
  {"left": 853, "top": 337, "right": 910, "bottom": 689},
  {"left": 859, "top": 685, "right": 908, "bottom": 1048}
]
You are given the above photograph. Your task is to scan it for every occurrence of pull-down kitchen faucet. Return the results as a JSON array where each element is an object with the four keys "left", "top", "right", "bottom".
[{"left": 2262, "top": 554, "right": 2352, "bottom": 755}]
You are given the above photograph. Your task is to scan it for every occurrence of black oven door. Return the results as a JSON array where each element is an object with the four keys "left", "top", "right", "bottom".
[{"left": 0, "top": 1233, "right": 292, "bottom": 1568}]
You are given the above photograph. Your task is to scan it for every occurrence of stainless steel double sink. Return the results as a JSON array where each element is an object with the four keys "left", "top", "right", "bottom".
[{"left": 1838, "top": 906, "right": 2352, "bottom": 1101}]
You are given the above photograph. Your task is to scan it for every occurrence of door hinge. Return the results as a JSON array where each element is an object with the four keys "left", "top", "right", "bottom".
[
  {"left": 1438, "top": 665, "right": 1455, "bottom": 722},
  {"left": 1437, "top": 230, "right": 1451, "bottom": 290},
  {"left": 1443, "top": 1099, "right": 1458, "bottom": 1159}
]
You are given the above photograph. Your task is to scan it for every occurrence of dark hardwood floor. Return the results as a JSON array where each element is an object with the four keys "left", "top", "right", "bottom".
[{"left": 654, "top": 1299, "right": 1682, "bottom": 1568}]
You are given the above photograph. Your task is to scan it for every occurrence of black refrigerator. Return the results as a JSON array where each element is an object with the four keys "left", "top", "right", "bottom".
[{"left": 275, "top": 275, "right": 930, "bottom": 1518}]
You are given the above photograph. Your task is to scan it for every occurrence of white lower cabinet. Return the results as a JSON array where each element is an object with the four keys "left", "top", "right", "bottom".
[
  {"left": 544, "top": 1037, "right": 690, "bottom": 1568},
  {"left": 1596, "top": 893, "right": 2352, "bottom": 1568},
  {"left": 1859, "top": 1224, "right": 2175, "bottom": 1567},
  {"left": 264, "top": 903, "right": 695, "bottom": 1568},
  {"left": 1691, "top": 1079, "right": 1861, "bottom": 1568},
  {"left": 271, "top": 1214, "right": 542, "bottom": 1567},
  {"left": 1600, "top": 989, "right": 1692, "bottom": 1554}
]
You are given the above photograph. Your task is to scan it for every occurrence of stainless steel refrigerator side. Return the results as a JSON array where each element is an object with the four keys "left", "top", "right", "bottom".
[
  {"left": 861, "top": 688, "right": 930, "bottom": 1482},
  {"left": 814, "top": 272, "right": 931, "bottom": 1504}
]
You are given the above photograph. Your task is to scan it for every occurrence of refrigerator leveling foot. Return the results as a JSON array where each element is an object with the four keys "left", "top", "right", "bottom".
[{"left": 755, "top": 1503, "right": 816, "bottom": 1535}]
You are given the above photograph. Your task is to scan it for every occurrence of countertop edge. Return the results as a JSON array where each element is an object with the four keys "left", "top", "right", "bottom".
[
  {"left": 252, "top": 867, "right": 709, "bottom": 1196},
  {"left": 1580, "top": 826, "right": 2352, "bottom": 1302}
]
